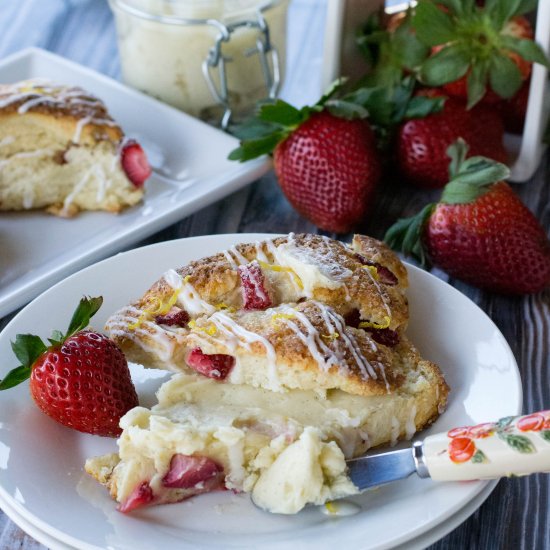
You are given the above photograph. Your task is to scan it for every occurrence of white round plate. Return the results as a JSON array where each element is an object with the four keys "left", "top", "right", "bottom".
[{"left": 0, "top": 234, "right": 522, "bottom": 550}]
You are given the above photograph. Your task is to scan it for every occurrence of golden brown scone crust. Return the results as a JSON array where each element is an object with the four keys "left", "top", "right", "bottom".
[
  {"left": 0, "top": 81, "right": 123, "bottom": 146},
  {"left": 133, "top": 233, "right": 408, "bottom": 329},
  {"left": 106, "top": 234, "right": 447, "bottom": 407}
]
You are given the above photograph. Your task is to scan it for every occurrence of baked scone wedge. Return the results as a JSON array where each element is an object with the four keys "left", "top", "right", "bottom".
[
  {"left": 88, "top": 233, "right": 449, "bottom": 515},
  {"left": 106, "top": 233, "right": 410, "bottom": 372},
  {"left": 0, "top": 79, "right": 151, "bottom": 216},
  {"left": 86, "top": 331, "right": 446, "bottom": 515}
]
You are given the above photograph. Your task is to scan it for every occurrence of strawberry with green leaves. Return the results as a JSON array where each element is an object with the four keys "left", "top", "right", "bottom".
[
  {"left": 0, "top": 297, "right": 138, "bottom": 437},
  {"left": 386, "top": 139, "right": 550, "bottom": 294},
  {"left": 229, "top": 81, "right": 381, "bottom": 233},
  {"left": 229, "top": 79, "right": 442, "bottom": 233},
  {"left": 414, "top": 0, "right": 549, "bottom": 107}
]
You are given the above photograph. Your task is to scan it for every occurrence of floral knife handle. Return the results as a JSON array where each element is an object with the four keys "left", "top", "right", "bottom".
[{"left": 421, "top": 411, "right": 550, "bottom": 481}]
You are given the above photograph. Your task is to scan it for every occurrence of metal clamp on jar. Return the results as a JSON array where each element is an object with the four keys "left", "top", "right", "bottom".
[{"left": 109, "top": 0, "right": 289, "bottom": 128}]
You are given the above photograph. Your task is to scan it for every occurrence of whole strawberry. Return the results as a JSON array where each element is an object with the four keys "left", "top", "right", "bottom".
[
  {"left": 0, "top": 297, "right": 138, "bottom": 436},
  {"left": 414, "top": 0, "right": 549, "bottom": 107},
  {"left": 273, "top": 111, "right": 380, "bottom": 233},
  {"left": 397, "top": 89, "right": 507, "bottom": 189},
  {"left": 229, "top": 82, "right": 381, "bottom": 233},
  {"left": 386, "top": 139, "right": 550, "bottom": 294}
]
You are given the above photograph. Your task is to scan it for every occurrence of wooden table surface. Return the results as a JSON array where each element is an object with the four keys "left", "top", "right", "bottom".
[{"left": 1, "top": 0, "right": 549, "bottom": 548}]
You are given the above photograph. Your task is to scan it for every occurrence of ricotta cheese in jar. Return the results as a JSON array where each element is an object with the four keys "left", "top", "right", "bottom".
[{"left": 109, "top": 0, "right": 289, "bottom": 124}]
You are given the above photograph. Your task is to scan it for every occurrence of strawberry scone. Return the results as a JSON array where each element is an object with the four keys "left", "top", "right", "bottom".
[
  {"left": 87, "top": 233, "right": 449, "bottom": 514},
  {"left": 0, "top": 79, "right": 151, "bottom": 217}
]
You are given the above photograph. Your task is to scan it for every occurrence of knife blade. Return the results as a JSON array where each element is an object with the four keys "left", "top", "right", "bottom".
[{"left": 346, "top": 441, "right": 429, "bottom": 491}]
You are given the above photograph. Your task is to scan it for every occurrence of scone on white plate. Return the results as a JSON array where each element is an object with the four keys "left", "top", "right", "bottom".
[
  {"left": 106, "top": 233, "right": 410, "bottom": 372},
  {"left": 87, "top": 233, "right": 449, "bottom": 514},
  {"left": 0, "top": 79, "right": 151, "bottom": 217}
]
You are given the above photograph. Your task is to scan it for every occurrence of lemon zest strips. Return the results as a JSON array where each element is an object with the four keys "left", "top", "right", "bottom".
[
  {"left": 187, "top": 319, "right": 218, "bottom": 336},
  {"left": 271, "top": 312, "right": 296, "bottom": 328},
  {"left": 362, "top": 265, "right": 379, "bottom": 280},
  {"left": 324, "top": 501, "right": 338, "bottom": 515},
  {"left": 359, "top": 316, "right": 391, "bottom": 330},
  {"left": 128, "top": 288, "right": 182, "bottom": 330},
  {"left": 321, "top": 332, "right": 340, "bottom": 341},
  {"left": 215, "top": 302, "right": 236, "bottom": 313},
  {"left": 258, "top": 261, "right": 304, "bottom": 290}
]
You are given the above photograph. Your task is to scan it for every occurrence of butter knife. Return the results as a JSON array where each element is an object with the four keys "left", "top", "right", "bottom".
[{"left": 347, "top": 411, "right": 550, "bottom": 491}]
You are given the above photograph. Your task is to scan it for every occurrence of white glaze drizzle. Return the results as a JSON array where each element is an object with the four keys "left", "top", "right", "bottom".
[
  {"left": 254, "top": 240, "right": 270, "bottom": 263},
  {"left": 163, "top": 268, "right": 216, "bottom": 316},
  {"left": 72, "top": 115, "right": 93, "bottom": 144},
  {"left": 223, "top": 250, "right": 238, "bottom": 270},
  {"left": 106, "top": 305, "right": 181, "bottom": 364},
  {"left": 277, "top": 304, "right": 340, "bottom": 373},
  {"left": 61, "top": 168, "right": 92, "bottom": 214},
  {"left": 0, "top": 79, "right": 120, "bottom": 145},
  {"left": 17, "top": 95, "right": 62, "bottom": 114},
  {"left": 363, "top": 263, "right": 392, "bottom": 317},
  {"left": 320, "top": 303, "right": 379, "bottom": 380},
  {"left": 263, "top": 238, "right": 304, "bottom": 295},
  {"left": 0, "top": 148, "right": 54, "bottom": 169}
]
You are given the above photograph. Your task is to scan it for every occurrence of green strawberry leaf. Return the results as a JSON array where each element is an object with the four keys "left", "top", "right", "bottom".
[
  {"left": 47, "top": 329, "right": 65, "bottom": 347},
  {"left": 540, "top": 430, "right": 550, "bottom": 443},
  {"left": 0, "top": 365, "right": 32, "bottom": 390},
  {"left": 325, "top": 99, "right": 369, "bottom": 120},
  {"left": 403, "top": 95, "right": 446, "bottom": 120},
  {"left": 499, "top": 433, "right": 536, "bottom": 453},
  {"left": 419, "top": 45, "right": 471, "bottom": 86},
  {"left": 317, "top": 78, "right": 348, "bottom": 107},
  {"left": 501, "top": 36, "right": 550, "bottom": 69},
  {"left": 357, "top": 11, "right": 428, "bottom": 89},
  {"left": 384, "top": 203, "right": 435, "bottom": 266},
  {"left": 489, "top": 54, "right": 523, "bottom": 99},
  {"left": 393, "top": 14, "right": 430, "bottom": 70},
  {"left": 229, "top": 118, "right": 278, "bottom": 141},
  {"left": 447, "top": 138, "right": 469, "bottom": 179},
  {"left": 471, "top": 449, "right": 487, "bottom": 464},
  {"left": 66, "top": 296, "right": 103, "bottom": 338},
  {"left": 10, "top": 334, "right": 47, "bottom": 368},
  {"left": 257, "top": 100, "right": 304, "bottom": 127},
  {"left": 413, "top": 1, "right": 458, "bottom": 47},
  {"left": 485, "top": 0, "right": 523, "bottom": 28},
  {"left": 466, "top": 61, "right": 489, "bottom": 109},
  {"left": 441, "top": 139, "right": 510, "bottom": 204},
  {"left": 228, "top": 132, "right": 286, "bottom": 162}
]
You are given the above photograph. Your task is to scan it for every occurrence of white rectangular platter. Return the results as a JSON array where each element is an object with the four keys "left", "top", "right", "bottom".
[{"left": 0, "top": 48, "right": 270, "bottom": 318}]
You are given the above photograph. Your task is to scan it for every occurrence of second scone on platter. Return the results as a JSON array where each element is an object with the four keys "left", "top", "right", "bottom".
[
  {"left": 0, "top": 79, "right": 151, "bottom": 216},
  {"left": 88, "top": 233, "right": 449, "bottom": 515}
]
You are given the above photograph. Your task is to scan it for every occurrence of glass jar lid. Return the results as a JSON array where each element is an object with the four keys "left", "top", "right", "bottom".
[{"left": 111, "top": 0, "right": 281, "bottom": 24}]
